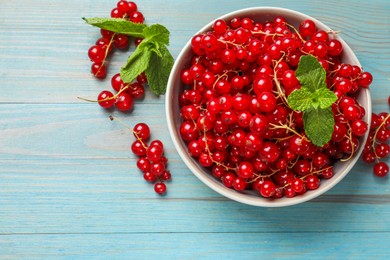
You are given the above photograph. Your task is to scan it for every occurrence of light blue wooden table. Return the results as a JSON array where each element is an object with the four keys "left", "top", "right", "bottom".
[{"left": 1, "top": 0, "right": 389, "bottom": 259}]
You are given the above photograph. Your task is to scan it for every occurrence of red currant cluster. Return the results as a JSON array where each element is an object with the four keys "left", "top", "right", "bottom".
[
  {"left": 110, "top": 116, "right": 171, "bottom": 194},
  {"left": 130, "top": 121, "right": 171, "bottom": 194},
  {"left": 362, "top": 113, "right": 390, "bottom": 177},
  {"left": 178, "top": 16, "right": 374, "bottom": 199},
  {"left": 87, "top": 1, "right": 144, "bottom": 79},
  {"left": 94, "top": 72, "right": 147, "bottom": 112}
]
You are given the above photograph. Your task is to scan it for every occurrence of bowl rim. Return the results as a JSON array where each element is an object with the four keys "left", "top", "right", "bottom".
[{"left": 165, "top": 7, "right": 372, "bottom": 207}]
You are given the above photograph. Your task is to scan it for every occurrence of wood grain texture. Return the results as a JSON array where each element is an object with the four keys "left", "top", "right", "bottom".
[{"left": 0, "top": 0, "right": 389, "bottom": 259}]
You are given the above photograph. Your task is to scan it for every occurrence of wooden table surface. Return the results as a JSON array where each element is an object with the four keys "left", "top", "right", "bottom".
[{"left": 1, "top": 0, "right": 389, "bottom": 259}]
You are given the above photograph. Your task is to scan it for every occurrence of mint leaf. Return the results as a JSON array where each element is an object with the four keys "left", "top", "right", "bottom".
[
  {"left": 82, "top": 17, "right": 146, "bottom": 38},
  {"left": 313, "top": 88, "right": 338, "bottom": 109},
  {"left": 120, "top": 47, "right": 152, "bottom": 83},
  {"left": 142, "top": 24, "right": 170, "bottom": 46},
  {"left": 287, "top": 87, "right": 314, "bottom": 111},
  {"left": 295, "top": 55, "right": 327, "bottom": 92},
  {"left": 303, "top": 107, "right": 335, "bottom": 147},
  {"left": 145, "top": 45, "right": 174, "bottom": 96}
]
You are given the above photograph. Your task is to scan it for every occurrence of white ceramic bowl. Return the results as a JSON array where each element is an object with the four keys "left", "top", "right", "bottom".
[{"left": 165, "top": 7, "right": 371, "bottom": 207}]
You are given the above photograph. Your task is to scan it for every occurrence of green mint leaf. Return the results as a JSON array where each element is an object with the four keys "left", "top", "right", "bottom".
[
  {"left": 142, "top": 24, "right": 170, "bottom": 46},
  {"left": 295, "top": 55, "right": 327, "bottom": 92},
  {"left": 120, "top": 47, "right": 152, "bottom": 83},
  {"left": 82, "top": 17, "right": 146, "bottom": 38},
  {"left": 137, "top": 40, "right": 163, "bottom": 57},
  {"left": 313, "top": 88, "right": 338, "bottom": 109},
  {"left": 303, "top": 107, "right": 335, "bottom": 147},
  {"left": 145, "top": 45, "right": 174, "bottom": 96},
  {"left": 287, "top": 87, "right": 314, "bottom": 111}
]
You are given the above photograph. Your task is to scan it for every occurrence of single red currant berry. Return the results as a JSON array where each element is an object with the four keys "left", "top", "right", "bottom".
[
  {"left": 129, "top": 82, "right": 145, "bottom": 99},
  {"left": 88, "top": 45, "right": 105, "bottom": 63},
  {"left": 129, "top": 11, "right": 144, "bottom": 24},
  {"left": 305, "top": 175, "right": 320, "bottom": 190},
  {"left": 198, "top": 152, "right": 213, "bottom": 167},
  {"left": 290, "top": 135, "right": 310, "bottom": 155},
  {"left": 260, "top": 142, "right": 280, "bottom": 163},
  {"left": 232, "top": 177, "right": 247, "bottom": 191},
  {"left": 321, "top": 167, "right": 334, "bottom": 179},
  {"left": 133, "top": 123, "right": 150, "bottom": 141},
  {"left": 257, "top": 91, "right": 276, "bottom": 112},
  {"left": 150, "top": 162, "right": 166, "bottom": 177},
  {"left": 137, "top": 157, "right": 151, "bottom": 173},
  {"left": 100, "top": 29, "right": 114, "bottom": 39},
  {"left": 111, "top": 7, "right": 125, "bottom": 18},
  {"left": 373, "top": 162, "right": 389, "bottom": 177},
  {"left": 131, "top": 140, "right": 147, "bottom": 157},
  {"left": 154, "top": 182, "right": 167, "bottom": 195},
  {"left": 375, "top": 143, "right": 390, "bottom": 158},
  {"left": 259, "top": 180, "right": 276, "bottom": 198},
  {"left": 237, "top": 161, "right": 254, "bottom": 179},
  {"left": 358, "top": 72, "right": 373, "bottom": 88},
  {"left": 221, "top": 172, "right": 236, "bottom": 188},
  {"left": 111, "top": 73, "right": 124, "bottom": 92},
  {"left": 143, "top": 172, "right": 157, "bottom": 183},
  {"left": 114, "top": 34, "right": 130, "bottom": 49},
  {"left": 253, "top": 76, "right": 273, "bottom": 95},
  {"left": 299, "top": 19, "right": 316, "bottom": 39},
  {"left": 284, "top": 186, "right": 296, "bottom": 198},
  {"left": 213, "top": 19, "right": 227, "bottom": 34},
  {"left": 91, "top": 63, "right": 107, "bottom": 79},
  {"left": 97, "top": 90, "right": 115, "bottom": 109},
  {"left": 147, "top": 144, "right": 164, "bottom": 163},
  {"left": 291, "top": 178, "right": 305, "bottom": 193},
  {"left": 115, "top": 92, "right": 134, "bottom": 112},
  {"left": 327, "top": 39, "right": 343, "bottom": 56},
  {"left": 161, "top": 170, "right": 172, "bottom": 181},
  {"left": 180, "top": 121, "right": 199, "bottom": 142},
  {"left": 362, "top": 151, "right": 376, "bottom": 164},
  {"left": 351, "top": 120, "right": 368, "bottom": 137}
]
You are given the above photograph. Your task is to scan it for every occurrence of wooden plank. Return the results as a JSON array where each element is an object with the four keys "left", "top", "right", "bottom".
[
  {"left": 1, "top": 156, "right": 389, "bottom": 234},
  {"left": 1, "top": 233, "right": 389, "bottom": 259}
]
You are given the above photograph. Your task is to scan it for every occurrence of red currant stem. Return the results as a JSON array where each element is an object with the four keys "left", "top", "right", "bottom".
[
  {"left": 248, "top": 170, "right": 277, "bottom": 183},
  {"left": 340, "top": 123, "right": 355, "bottom": 162},
  {"left": 77, "top": 84, "right": 130, "bottom": 103},
  {"left": 269, "top": 122, "right": 308, "bottom": 141},
  {"left": 371, "top": 114, "right": 390, "bottom": 158},
  {"left": 109, "top": 115, "right": 148, "bottom": 149},
  {"left": 217, "top": 39, "right": 244, "bottom": 48},
  {"left": 251, "top": 30, "right": 284, "bottom": 38},
  {"left": 94, "top": 33, "right": 116, "bottom": 77},
  {"left": 273, "top": 56, "right": 289, "bottom": 107},
  {"left": 285, "top": 22, "right": 305, "bottom": 43},
  {"left": 212, "top": 70, "right": 234, "bottom": 89},
  {"left": 300, "top": 166, "right": 333, "bottom": 180}
]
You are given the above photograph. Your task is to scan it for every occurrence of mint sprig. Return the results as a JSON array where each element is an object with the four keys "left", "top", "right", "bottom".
[
  {"left": 287, "top": 55, "right": 337, "bottom": 147},
  {"left": 83, "top": 17, "right": 174, "bottom": 96}
]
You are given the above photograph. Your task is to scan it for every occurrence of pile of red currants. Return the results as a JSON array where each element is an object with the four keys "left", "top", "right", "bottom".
[{"left": 177, "top": 16, "right": 388, "bottom": 199}]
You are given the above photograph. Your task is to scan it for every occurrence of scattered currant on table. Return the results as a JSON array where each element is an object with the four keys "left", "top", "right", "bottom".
[
  {"left": 110, "top": 116, "right": 171, "bottom": 195},
  {"left": 177, "top": 15, "right": 386, "bottom": 199}
]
